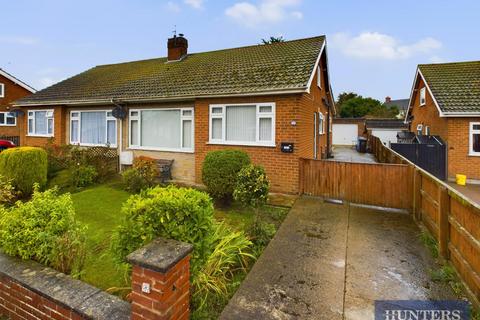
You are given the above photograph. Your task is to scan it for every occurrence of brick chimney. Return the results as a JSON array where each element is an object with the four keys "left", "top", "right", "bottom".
[
  {"left": 167, "top": 34, "right": 188, "bottom": 61},
  {"left": 385, "top": 96, "right": 392, "bottom": 103}
]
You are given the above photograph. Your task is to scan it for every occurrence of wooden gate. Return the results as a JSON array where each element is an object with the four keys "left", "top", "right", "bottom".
[{"left": 299, "top": 158, "right": 413, "bottom": 210}]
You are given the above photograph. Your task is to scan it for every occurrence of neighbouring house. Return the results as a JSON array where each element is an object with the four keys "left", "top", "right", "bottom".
[
  {"left": 383, "top": 96, "right": 409, "bottom": 119},
  {"left": 12, "top": 35, "right": 336, "bottom": 194},
  {"left": 365, "top": 119, "right": 408, "bottom": 145},
  {"left": 405, "top": 60, "right": 480, "bottom": 182},
  {"left": 0, "top": 68, "right": 36, "bottom": 144},
  {"left": 332, "top": 117, "right": 366, "bottom": 145}
]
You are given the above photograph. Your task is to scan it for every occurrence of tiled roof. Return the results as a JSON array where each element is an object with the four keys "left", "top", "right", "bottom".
[
  {"left": 384, "top": 99, "right": 409, "bottom": 113},
  {"left": 365, "top": 119, "right": 408, "bottom": 129},
  {"left": 419, "top": 61, "right": 480, "bottom": 113},
  {"left": 15, "top": 36, "right": 325, "bottom": 106}
]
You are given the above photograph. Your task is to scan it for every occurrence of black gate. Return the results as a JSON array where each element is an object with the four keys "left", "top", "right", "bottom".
[{"left": 391, "top": 142, "right": 446, "bottom": 180}]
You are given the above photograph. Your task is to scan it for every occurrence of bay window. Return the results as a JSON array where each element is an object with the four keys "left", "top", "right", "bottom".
[
  {"left": 28, "top": 110, "right": 54, "bottom": 136},
  {"left": 0, "top": 112, "right": 16, "bottom": 126},
  {"left": 70, "top": 111, "right": 117, "bottom": 147},
  {"left": 129, "top": 108, "right": 194, "bottom": 152},
  {"left": 209, "top": 103, "right": 275, "bottom": 146},
  {"left": 469, "top": 122, "right": 480, "bottom": 156}
]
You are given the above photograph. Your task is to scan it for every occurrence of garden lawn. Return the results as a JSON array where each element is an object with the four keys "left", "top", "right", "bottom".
[
  {"left": 71, "top": 182, "right": 131, "bottom": 296},
  {"left": 70, "top": 182, "right": 290, "bottom": 304}
]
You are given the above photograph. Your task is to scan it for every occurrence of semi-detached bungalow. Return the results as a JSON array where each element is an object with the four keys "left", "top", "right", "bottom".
[
  {"left": 13, "top": 35, "right": 335, "bottom": 194},
  {"left": 405, "top": 60, "right": 480, "bottom": 182}
]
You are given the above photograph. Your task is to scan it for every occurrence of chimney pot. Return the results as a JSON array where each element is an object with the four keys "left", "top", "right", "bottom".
[
  {"left": 167, "top": 34, "right": 188, "bottom": 61},
  {"left": 385, "top": 96, "right": 392, "bottom": 103}
]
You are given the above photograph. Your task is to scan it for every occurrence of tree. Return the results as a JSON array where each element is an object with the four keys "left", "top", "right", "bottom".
[
  {"left": 261, "top": 36, "right": 285, "bottom": 44},
  {"left": 336, "top": 92, "right": 399, "bottom": 118}
]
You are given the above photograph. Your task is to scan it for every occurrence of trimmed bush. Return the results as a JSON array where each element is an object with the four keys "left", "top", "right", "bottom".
[
  {"left": 0, "top": 186, "right": 86, "bottom": 274},
  {"left": 71, "top": 165, "right": 98, "bottom": 188},
  {"left": 202, "top": 150, "right": 251, "bottom": 202},
  {"left": 234, "top": 164, "right": 270, "bottom": 208},
  {"left": 0, "top": 147, "right": 48, "bottom": 195},
  {"left": 111, "top": 185, "right": 215, "bottom": 273}
]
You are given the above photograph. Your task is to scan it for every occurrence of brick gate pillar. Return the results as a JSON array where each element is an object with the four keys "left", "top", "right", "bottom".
[{"left": 127, "top": 238, "right": 193, "bottom": 320}]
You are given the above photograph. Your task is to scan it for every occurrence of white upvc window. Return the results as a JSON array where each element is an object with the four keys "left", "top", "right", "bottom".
[
  {"left": 0, "top": 112, "right": 16, "bottom": 126},
  {"left": 317, "top": 66, "right": 322, "bottom": 89},
  {"left": 419, "top": 87, "right": 426, "bottom": 106},
  {"left": 209, "top": 103, "right": 275, "bottom": 147},
  {"left": 28, "top": 110, "right": 54, "bottom": 137},
  {"left": 129, "top": 107, "right": 194, "bottom": 153},
  {"left": 469, "top": 122, "right": 480, "bottom": 156},
  {"left": 416, "top": 124, "right": 423, "bottom": 135},
  {"left": 0, "top": 84, "right": 4, "bottom": 98},
  {"left": 318, "top": 112, "right": 325, "bottom": 134},
  {"left": 70, "top": 110, "right": 117, "bottom": 147}
]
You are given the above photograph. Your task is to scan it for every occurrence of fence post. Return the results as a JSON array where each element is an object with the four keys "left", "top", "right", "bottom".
[
  {"left": 413, "top": 169, "right": 422, "bottom": 221},
  {"left": 298, "top": 158, "right": 305, "bottom": 195},
  {"left": 127, "top": 238, "right": 193, "bottom": 320},
  {"left": 438, "top": 186, "right": 450, "bottom": 259}
]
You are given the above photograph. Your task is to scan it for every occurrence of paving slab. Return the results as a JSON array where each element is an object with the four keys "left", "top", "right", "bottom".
[{"left": 221, "top": 197, "right": 458, "bottom": 320}]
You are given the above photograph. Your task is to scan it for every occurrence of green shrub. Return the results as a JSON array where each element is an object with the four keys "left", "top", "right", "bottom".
[
  {"left": 122, "top": 169, "right": 146, "bottom": 193},
  {"left": 111, "top": 185, "right": 215, "bottom": 273},
  {"left": 122, "top": 156, "right": 159, "bottom": 193},
  {"left": 44, "top": 140, "right": 72, "bottom": 178},
  {"left": 192, "top": 222, "right": 253, "bottom": 310},
  {"left": 133, "top": 156, "right": 158, "bottom": 185},
  {"left": 0, "top": 175, "right": 17, "bottom": 206},
  {"left": 0, "top": 186, "right": 86, "bottom": 274},
  {"left": 202, "top": 150, "right": 250, "bottom": 202},
  {"left": 248, "top": 220, "right": 276, "bottom": 251},
  {"left": 0, "top": 147, "right": 48, "bottom": 195},
  {"left": 71, "top": 165, "right": 98, "bottom": 188},
  {"left": 70, "top": 146, "right": 117, "bottom": 182},
  {"left": 234, "top": 164, "right": 270, "bottom": 208}
]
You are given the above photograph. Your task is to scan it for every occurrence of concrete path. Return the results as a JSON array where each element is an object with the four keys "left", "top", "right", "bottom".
[
  {"left": 220, "top": 197, "right": 456, "bottom": 320},
  {"left": 331, "top": 146, "right": 377, "bottom": 163}
]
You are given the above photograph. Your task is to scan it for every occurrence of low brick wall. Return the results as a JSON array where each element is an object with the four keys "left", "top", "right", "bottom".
[
  {"left": 0, "top": 237, "right": 193, "bottom": 320},
  {"left": 0, "top": 252, "right": 130, "bottom": 319}
]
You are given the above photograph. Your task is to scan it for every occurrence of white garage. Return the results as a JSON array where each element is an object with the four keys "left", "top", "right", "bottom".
[
  {"left": 332, "top": 124, "right": 358, "bottom": 145},
  {"left": 371, "top": 129, "right": 400, "bottom": 145}
]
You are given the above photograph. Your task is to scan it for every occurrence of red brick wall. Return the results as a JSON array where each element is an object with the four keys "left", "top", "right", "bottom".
[
  {"left": 410, "top": 77, "right": 448, "bottom": 138},
  {"left": 0, "top": 275, "right": 84, "bottom": 320},
  {"left": 447, "top": 118, "right": 480, "bottom": 180},
  {"left": 130, "top": 256, "right": 190, "bottom": 320},
  {"left": 0, "top": 74, "right": 33, "bottom": 138},
  {"left": 20, "top": 106, "right": 66, "bottom": 147}
]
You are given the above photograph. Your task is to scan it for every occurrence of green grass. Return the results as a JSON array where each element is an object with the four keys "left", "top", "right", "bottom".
[
  {"left": 70, "top": 182, "right": 289, "bottom": 310},
  {"left": 71, "top": 181, "right": 131, "bottom": 296}
]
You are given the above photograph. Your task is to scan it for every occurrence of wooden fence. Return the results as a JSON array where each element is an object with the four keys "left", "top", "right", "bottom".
[
  {"left": 374, "top": 136, "right": 480, "bottom": 306},
  {"left": 299, "top": 159, "right": 413, "bottom": 210}
]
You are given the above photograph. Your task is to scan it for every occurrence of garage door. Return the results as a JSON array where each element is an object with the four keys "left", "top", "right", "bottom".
[
  {"left": 333, "top": 124, "right": 358, "bottom": 145},
  {"left": 372, "top": 130, "right": 399, "bottom": 145}
]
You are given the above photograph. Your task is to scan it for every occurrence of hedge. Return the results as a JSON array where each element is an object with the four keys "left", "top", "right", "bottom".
[{"left": 0, "top": 147, "right": 48, "bottom": 195}]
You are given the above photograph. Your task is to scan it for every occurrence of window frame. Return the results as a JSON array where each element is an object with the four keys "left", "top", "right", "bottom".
[
  {"left": 469, "top": 122, "right": 480, "bottom": 156},
  {"left": 419, "top": 87, "right": 426, "bottom": 106},
  {"left": 128, "top": 107, "right": 194, "bottom": 153},
  {"left": 208, "top": 102, "right": 276, "bottom": 147},
  {"left": 416, "top": 124, "right": 423, "bottom": 135},
  {"left": 0, "top": 112, "right": 16, "bottom": 126},
  {"left": 69, "top": 110, "right": 117, "bottom": 147},
  {"left": 27, "top": 109, "right": 54, "bottom": 137},
  {"left": 318, "top": 112, "right": 325, "bottom": 135},
  {"left": 0, "top": 83, "right": 4, "bottom": 98}
]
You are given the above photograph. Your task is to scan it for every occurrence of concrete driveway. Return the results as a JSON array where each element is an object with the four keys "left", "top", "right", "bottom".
[
  {"left": 331, "top": 146, "right": 377, "bottom": 163},
  {"left": 220, "top": 197, "right": 456, "bottom": 320}
]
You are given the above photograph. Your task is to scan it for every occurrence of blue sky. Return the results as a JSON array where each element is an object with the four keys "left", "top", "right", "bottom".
[{"left": 1, "top": 0, "right": 479, "bottom": 101}]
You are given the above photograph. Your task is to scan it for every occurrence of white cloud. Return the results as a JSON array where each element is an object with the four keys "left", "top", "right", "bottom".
[
  {"left": 331, "top": 32, "right": 442, "bottom": 60},
  {"left": 0, "top": 36, "right": 39, "bottom": 45},
  {"left": 430, "top": 55, "right": 446, "bottom": 63},
  {"left": 225, "top": 0, "right": 303, "bottom": 27},
  {"left": 184, "top": 0, "right": 203, "bottom": 9},
  {"left": 166, "top": 1, "right": 181, "bottom": 12}
]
